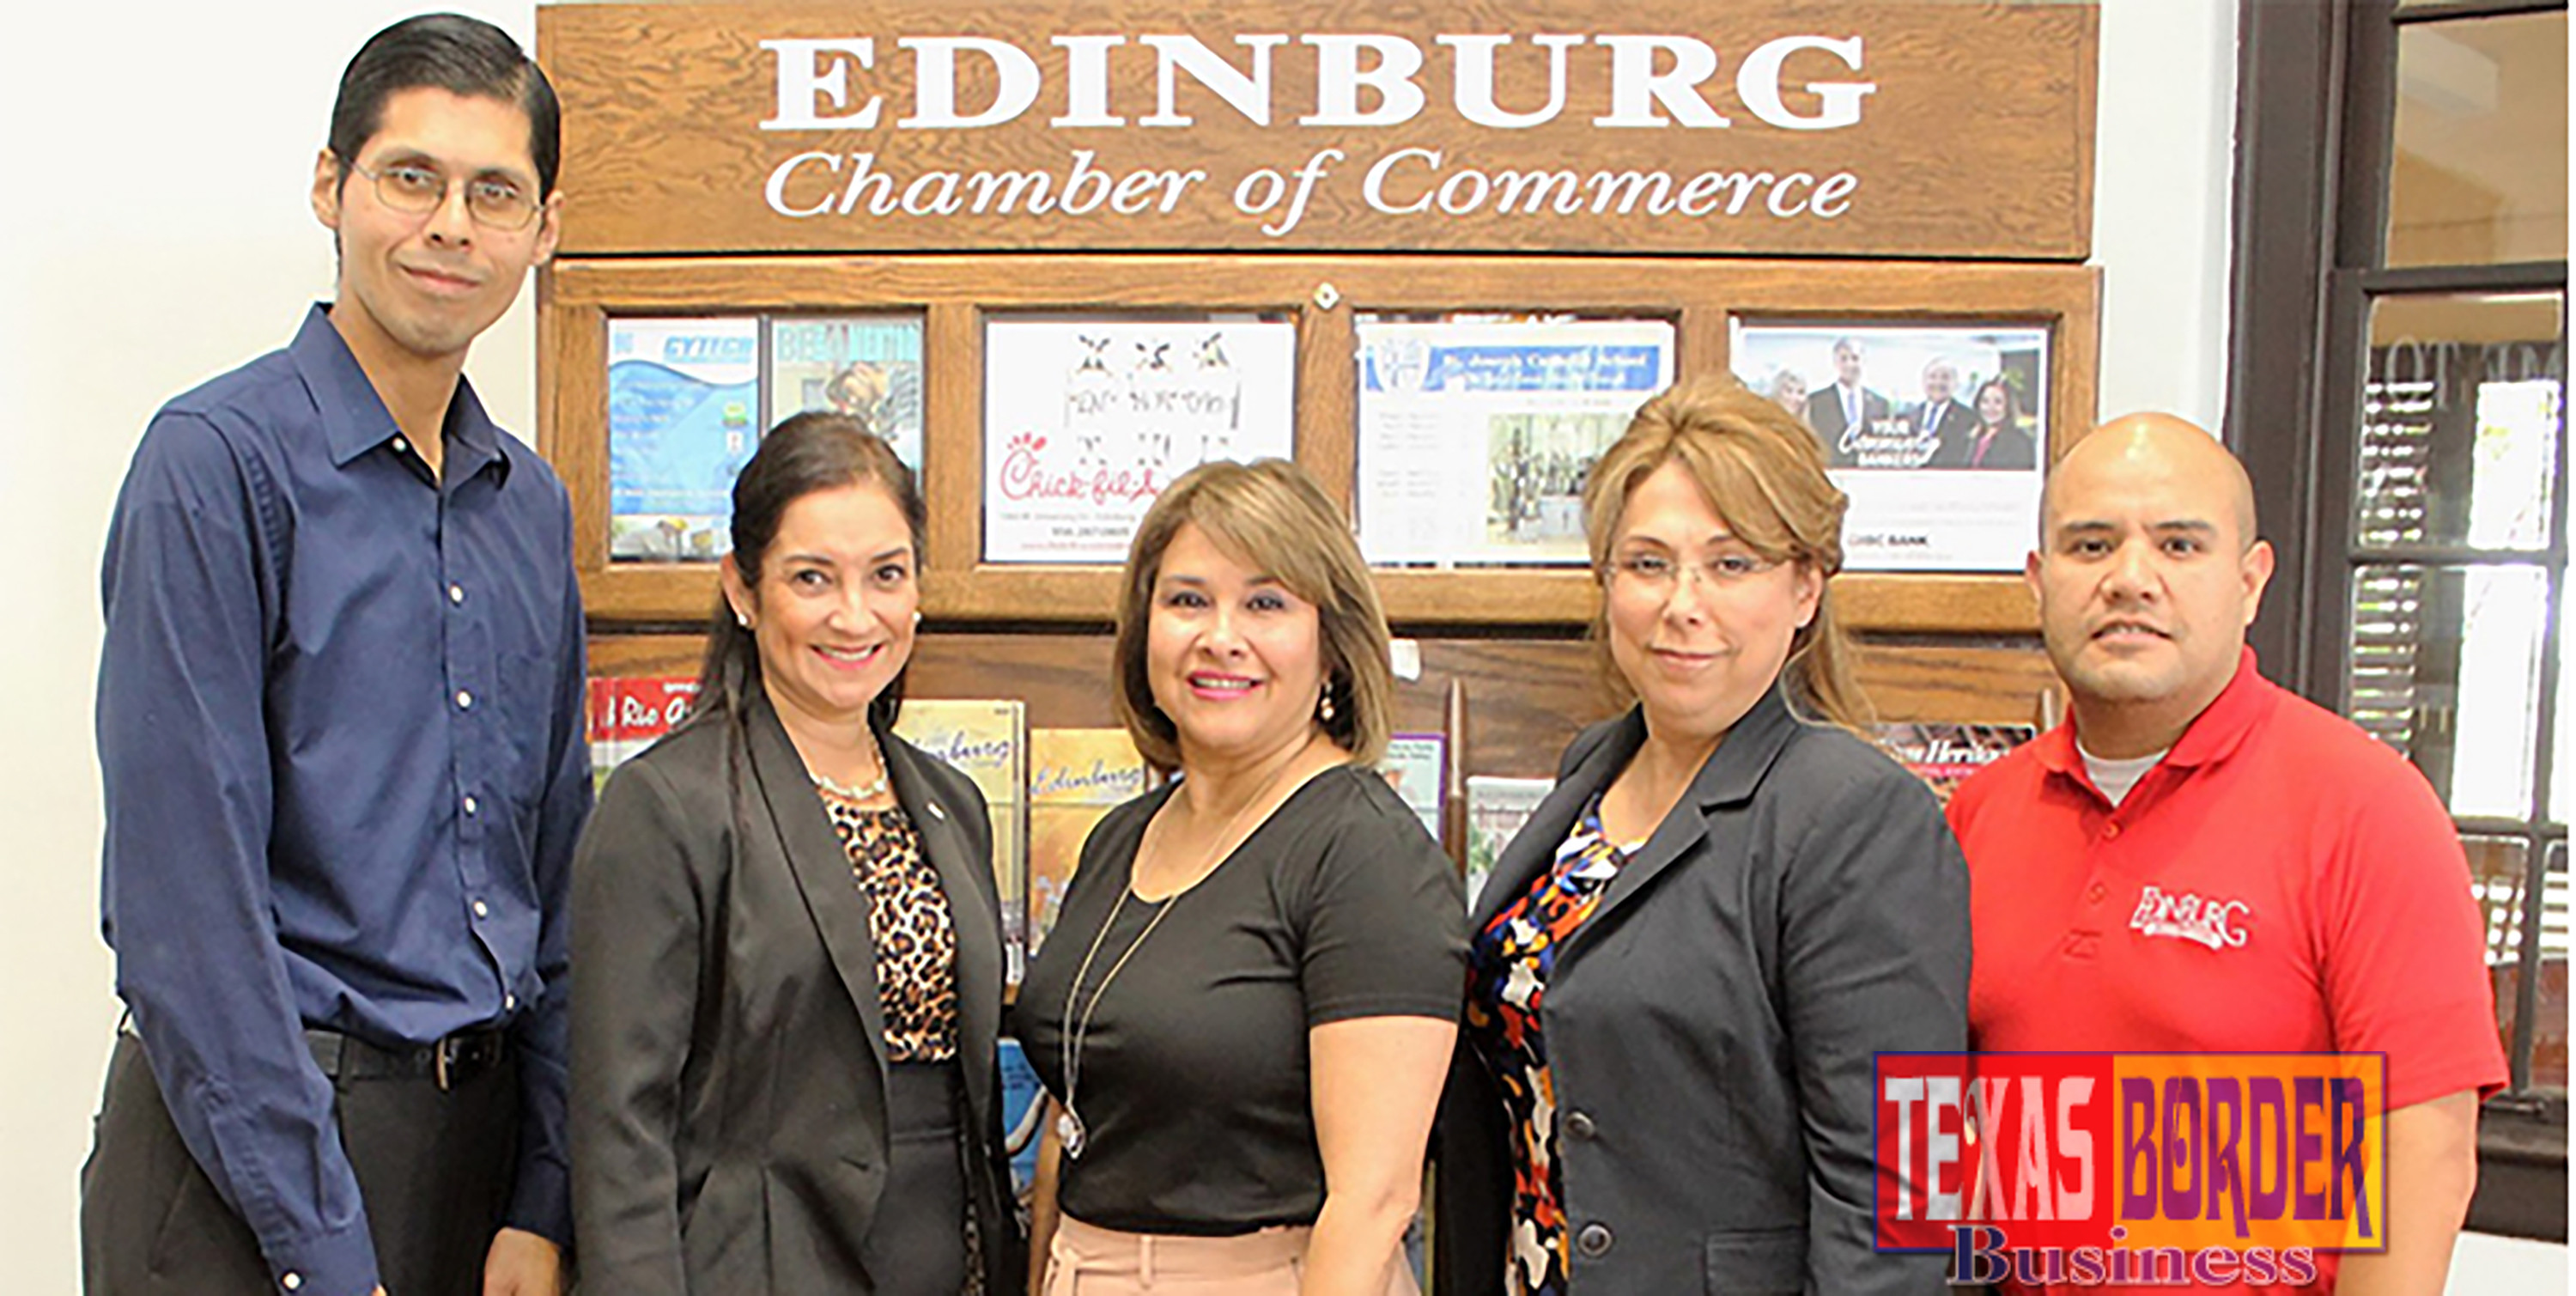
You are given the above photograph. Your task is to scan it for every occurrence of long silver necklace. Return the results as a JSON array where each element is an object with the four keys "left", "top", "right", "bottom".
[
  {"left": 1054, "top": 887, "right": 1177, "bottom": 1159},
  {"left": 1055, "top": 739, "right": 1317, "bottom": 1159}
]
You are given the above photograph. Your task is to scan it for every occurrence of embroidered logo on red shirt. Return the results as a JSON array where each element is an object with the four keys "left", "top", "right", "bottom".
[{"left": 2127, "top": 885, "right": 2251, "bottom": 950}]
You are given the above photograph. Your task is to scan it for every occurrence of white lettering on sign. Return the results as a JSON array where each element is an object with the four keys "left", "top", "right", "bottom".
[
  {"left": 760, "top": 30, "right": 1874, "bottom": 135},
  {"left": 1139, "top": 34, "right": 1290, "bottom": 127},
  {"left": 897, "top": 37, "right": 1042, "bottom": 128},
  {"left": 766, "top": 144, "right": 1862, "bottom": 231},
  {"left": 1437, "top": 34, "right": 1583, "bottom": 129},
  {"left": 1300, "top": 35, "right": 1428, "bottom": 126},
  {"left": 1736, "top": 35, "right": 1875, "bottom": 131},
  {"left": 749, "top": 29, "right": 1891, "bottom": 234},
  {"left": 759, "top": 39, "right": 881, "bottom": 130},
  {"left": 1590, "top": 35, "right": 1729, "bottom": 128}
]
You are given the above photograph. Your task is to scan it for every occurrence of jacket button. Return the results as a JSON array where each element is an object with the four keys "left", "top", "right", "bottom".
[
  {"left": 1564, "top": 1110, "right": 1597, "bottom": 1141},
  {"left": 1577, "top": 1223, "right": 1613, "bottom": 1257}
]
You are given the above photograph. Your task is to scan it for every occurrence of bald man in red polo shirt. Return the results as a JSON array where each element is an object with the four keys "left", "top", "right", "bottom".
[{"left": 1946, "top": 415, "right": 2505, "bottom": 1294}]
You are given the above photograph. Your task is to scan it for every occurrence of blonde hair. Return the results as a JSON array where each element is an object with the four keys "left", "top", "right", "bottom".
[
  {"left": 1111, "top": 459, "right": 1396, "bottom": 772},
  {"left": 1583, "top": 377, "right": 1870, "bottom": 730}
]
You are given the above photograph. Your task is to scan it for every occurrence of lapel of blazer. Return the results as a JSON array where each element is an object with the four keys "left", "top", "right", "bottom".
[
  {"left": 743, "top": 692, "right": 890, "bottom": 1075},
  {"left": 1575, "top": 684, "right": 1805, "bottom": 937},
  {"left": 881, "top": 725, "right": 1000, "bottom": 1112},
  {"left": 1467, "top": 709, "right": 1648, "bottom": 934}
]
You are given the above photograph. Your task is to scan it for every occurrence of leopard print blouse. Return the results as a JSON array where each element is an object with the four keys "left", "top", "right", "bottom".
[{"left": 817, "top": 789, "right": 961, "bottom": 1063}]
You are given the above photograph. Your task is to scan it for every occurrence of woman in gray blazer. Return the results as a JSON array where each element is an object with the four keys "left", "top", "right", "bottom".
[
  {"left": 572, "top": 414, "right": 1022, "bottom": 1294},
  {"left": 1436, "top": 380, "right": 1969, "bottom": 1296}
]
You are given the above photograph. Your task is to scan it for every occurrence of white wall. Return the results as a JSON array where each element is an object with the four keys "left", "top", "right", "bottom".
[
  {"left": 2092, "top": 0, "right": 2239, "bottom": 429},
  {"left": 0, "top": 2, "right": 2558, "bottom": 1292}
]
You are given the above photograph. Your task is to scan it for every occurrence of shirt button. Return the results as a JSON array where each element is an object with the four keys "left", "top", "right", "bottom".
[
  {"left": 1564, "top": 1110, "right": 1598, "bottom": 1141},
  {"left": 390, "top": 437, "right": 408, "bottom": 456},
  {"left": 2088, "top": 882, "right": 2107, "bottom": 903},
  {"left": 448, "top": 583, "right": 466, "bottom": 605},
  {"left": 474, "top": 900, "right": 490, "bottom": 919},
  {"left": 505, "top": 992, "right": 518, "bottom": 1011},
  {"left": 456, "top": 689, "right": 474, "bottom": 710},
  {"left": 463, "top": 794, "right": 480, "bottom": 817},
  {"left": 2103, "top": 822, "right": 2122, "bottom": 840},
  {"left": 281, "top": 1275, "right": 302, "bottom": 1293},
  {"left": 1577, "top": 1223, "right": 1614, "bottom": 1257}
]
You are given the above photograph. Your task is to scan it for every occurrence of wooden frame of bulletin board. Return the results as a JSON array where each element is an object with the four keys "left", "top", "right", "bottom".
[
  {"left": 540, "top": 0, "right": 2103, "bottom": 804},
  {"left": 542, "top": 256, "right": 2097, "bottom": 633}
]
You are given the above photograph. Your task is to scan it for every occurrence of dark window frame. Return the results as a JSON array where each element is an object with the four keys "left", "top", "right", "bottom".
[{"left": 2229, "top": 0, "right": 2567, "bottom": 1241}]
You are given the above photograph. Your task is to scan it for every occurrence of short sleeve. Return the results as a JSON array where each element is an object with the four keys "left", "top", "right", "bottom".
[
  {"left": 1296, "top": 773, "right": 1468, "bottom": 1026},
  {"left": 2320, "top": 760, "right": 2510, "bottom": 1110}
]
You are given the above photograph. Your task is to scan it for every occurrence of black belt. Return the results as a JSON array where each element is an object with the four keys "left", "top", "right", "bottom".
[{"left": 305, "top": 1027, "right": 509, "bottom": 1092}]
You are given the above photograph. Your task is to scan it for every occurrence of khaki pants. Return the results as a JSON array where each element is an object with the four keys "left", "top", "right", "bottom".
[{"left": 1043, "top": 1214, "right": 1421, "bottom": 1295}]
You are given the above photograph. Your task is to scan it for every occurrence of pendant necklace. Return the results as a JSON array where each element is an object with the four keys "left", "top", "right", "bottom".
[{"left": 1055, "top": 737, "right": 1317, "bottom": 1159}]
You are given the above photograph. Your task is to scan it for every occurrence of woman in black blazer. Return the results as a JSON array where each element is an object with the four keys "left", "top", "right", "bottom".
[
  {"left": 1436, "top": 380, "right": 1969, "bottom": 1296},
  {"left": 572, "top": 414, "right": 1022, "bottom": 1294}
]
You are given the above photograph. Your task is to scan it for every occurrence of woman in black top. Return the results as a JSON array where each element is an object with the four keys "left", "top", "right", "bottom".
[
  {"left": 1435, "top": 380, "right": 1967, "bottom": 1295},
  {"left": 570, "top": 415, "right": 1023, "bottom": 1294},
  {"left": 1012, "top": 459, "right": 1465, "bottom": 1296}
]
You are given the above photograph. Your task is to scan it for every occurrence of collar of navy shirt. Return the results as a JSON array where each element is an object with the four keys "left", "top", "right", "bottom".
[{"left": 287, "top": 302, "right": 514, "bottom": 487}]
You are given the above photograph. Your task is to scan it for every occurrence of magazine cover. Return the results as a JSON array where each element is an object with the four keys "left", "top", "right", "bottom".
[
  {"left": 769, "top": 315, "right": 927, "bottom": 469},
  {"left": 1873, "top": 722, "right": 2038, "bottom": 804},
  {"left": 1463, "top": 776, "right": 1555, "bottom": 912},
  {"left": 586, "top": 677, "right": 702, "bottom": 791},
  {"left": 894, "top": 698, "right": 1029, "bottom": 980},
  {"left": 1026, "top": 728, "right": 1151, "bottom": 952},
  {"left": 607, "top": 317, "right": 762, "bottom": 562}
]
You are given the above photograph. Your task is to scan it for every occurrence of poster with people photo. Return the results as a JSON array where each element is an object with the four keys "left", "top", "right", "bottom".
[{"left": 1731, "top": 321, "right": 2049, "bottom": 572}]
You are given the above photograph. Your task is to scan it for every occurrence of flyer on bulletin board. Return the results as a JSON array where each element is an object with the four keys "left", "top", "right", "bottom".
[
  {"left": 981, "top": 317, "right": 1297, "bottom": 564},
  {"left": 607, "top": 317, "right": 762, "bottom": 562},
  {"left": 1730, "top": 320, "right": 2049, "bottom": 573},
  {"left": 1355, "top": 317, "right": 1674, "bottom": 567},
  {"left": 1376, "top": 733, "right": 1446, "bottom": 839},
  {"left": 769, "top": 315, "right": 927, "bottom": 469}
]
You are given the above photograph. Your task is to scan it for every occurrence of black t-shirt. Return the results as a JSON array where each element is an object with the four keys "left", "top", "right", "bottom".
[{"left": 1012, "top": 764, "right": 1466, "bottom": 1234}]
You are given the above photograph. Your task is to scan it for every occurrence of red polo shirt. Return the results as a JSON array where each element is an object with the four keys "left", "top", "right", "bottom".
[{"left": 1947, "top": 648, "right": 2506, "bottom": 1293}]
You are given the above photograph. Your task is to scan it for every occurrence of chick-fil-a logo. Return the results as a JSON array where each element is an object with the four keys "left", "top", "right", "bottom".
[{"left": 995, "top": 432, "right": 1169, "bottom": 505}]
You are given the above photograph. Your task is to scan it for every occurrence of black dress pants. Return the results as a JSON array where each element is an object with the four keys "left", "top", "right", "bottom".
[{"left": 82, "top": 1031, "right": 519, "bottom": 1296}]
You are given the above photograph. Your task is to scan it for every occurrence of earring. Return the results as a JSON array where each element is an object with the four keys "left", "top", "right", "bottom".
[
  {"left": 1317, "top": 686, "right": 1336, "bottom": 724},
  {"left": 734, "top": 610, "right": 752, "bottom": 630}
]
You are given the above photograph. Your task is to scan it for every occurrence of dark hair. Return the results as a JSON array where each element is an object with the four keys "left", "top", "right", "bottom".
[
  {"left": 330, "top": 14, "right": 562, "bottom": 197},
  {"left": 1973, "top": 377, "right": 2020, "bottom": 433},
  {"left": 1109, "top": 459, "right": 1395, "bottom": 772},
  {"left": 696, "top": 412, "right": 927, "bottom": 733}
]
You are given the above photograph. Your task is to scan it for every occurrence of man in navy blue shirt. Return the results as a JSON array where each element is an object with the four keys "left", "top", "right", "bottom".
[{"left": 84, "top": 15, "right": 585, "bottom": 1296}]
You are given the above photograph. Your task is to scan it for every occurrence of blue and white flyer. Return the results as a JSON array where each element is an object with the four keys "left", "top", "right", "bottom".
[
  {"left": 1356, "top": 318, "right": 1674, "bottom": 565},
  {"left": 608, "top": 316, "right": 762, "bottom": 561}
]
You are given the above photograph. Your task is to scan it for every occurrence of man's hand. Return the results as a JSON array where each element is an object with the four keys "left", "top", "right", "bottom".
[{"left": 482, "top": 1226, "right": 564, "bottom": 1296}]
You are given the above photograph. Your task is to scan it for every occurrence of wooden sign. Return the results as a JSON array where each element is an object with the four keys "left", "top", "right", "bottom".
[{"left": 539, "top": 1, "right": 2097, "bottom": 259}]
